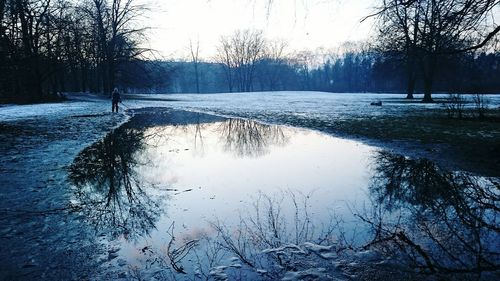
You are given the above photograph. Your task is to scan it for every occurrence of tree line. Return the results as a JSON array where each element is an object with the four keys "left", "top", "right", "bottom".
[
  {"left": 0, "top": 0, "right": 167, "bottom": 103},
  {"left": 168, "top": 37, "right": 500, "bottom": 96},
  {"left": 1, "top": 0, "right": 499, "bottom": 102},
  {"left": 372, "top": 0, "right": 500, "bottom": 101},
  {"left": 171, "top": 0, "right": 499, "bottom": 100}
]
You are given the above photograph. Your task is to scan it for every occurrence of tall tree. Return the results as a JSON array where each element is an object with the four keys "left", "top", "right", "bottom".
[
  {"left": 215, "top": 36, "right": 234, "bottom": 92},
  {"left": 216, "top": 29, "right": 266, "bottom": 92},
  {"left": 372, "top": 0, "right": 500, "bottom": 102},
  {"left": 255, "top": 38, "right": 288, "bottom": 91},
  {"left": 375, "top": 0, "right": 420, "bottom": 99},
  {"left": 0, "top": 0, "right": 155, "bottom": 102},
  {"left": 189, "top": 38, "right": 200, "bottom": 93},
  {"left": 90, "top": 0, "right": 150, "bottom": 93}
]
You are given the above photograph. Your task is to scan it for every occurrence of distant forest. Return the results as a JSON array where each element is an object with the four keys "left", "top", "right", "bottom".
[
  {"left": 1, "top": 0, "right": 499, "bottom": 103},
  {"left": 165, "top": 48, "right": 500, "bottom": 95}
]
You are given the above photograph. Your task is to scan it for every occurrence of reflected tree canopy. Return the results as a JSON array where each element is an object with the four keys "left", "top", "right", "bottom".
[
  {"left": 372, "top": 151, "right": 469, "bottom": 209},
  {"left": 217, "top": 119, "right": 288, "bottom": 157},
  {"left": 68, "top": 126, "right": 163, "bottom": 240},
  {"left": 365, "top": 151, "right": 500, "bottom": 275}
]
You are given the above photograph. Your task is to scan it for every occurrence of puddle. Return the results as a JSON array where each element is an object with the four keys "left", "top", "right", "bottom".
[
  {"left": 68, "top": 108, "right": 499, "bottom": 279},
  {"left": 69, "top": 111, "right": 372, "bottom": 252},
  {"left": 134, "top": 115, "right": 374, "bottom": 239}
]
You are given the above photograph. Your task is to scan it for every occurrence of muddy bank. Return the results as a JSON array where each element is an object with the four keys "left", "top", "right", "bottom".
[{"left": 0, "top": 101, "right": 130, "bottom": 280}]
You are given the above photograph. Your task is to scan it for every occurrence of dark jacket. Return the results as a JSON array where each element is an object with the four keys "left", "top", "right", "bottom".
[{"left": 112, "top": 91, "right": 121, "bottom": 103}]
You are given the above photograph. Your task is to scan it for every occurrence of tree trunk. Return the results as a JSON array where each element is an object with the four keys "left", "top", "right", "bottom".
[
  {"left": 33, "top": 59, "right": 43, "bottom": 100},
  {"left": 422, "top": 54, "right": 436, "bottom": 103},
  {"left": 406, "top": 76, "right": 415, "bottom": 99},
  {"left": 224, "top": 66, "right": 233, "bottom": 92},
  {"left": 81, "top": 71, "right": 86, "bottom": 92},
  {"left": 194, "top": 63, "right": 200, "bottom": 93},
  {"left": 108, "top": 59, "right": 115, "bottom": 93},
  {"left": 423, "top": 77, "right": 433, "bottom": 102},
  {"left": 406, "top": 59, "right": 416, "bottom": 99}
]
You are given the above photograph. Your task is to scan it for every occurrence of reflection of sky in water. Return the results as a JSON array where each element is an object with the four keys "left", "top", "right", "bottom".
[
  {"left": 119, "top": 119, "right": 375, "bottom": 263},
  {"left": 65, "top": 109, "right": 499, "bottom": 277}
]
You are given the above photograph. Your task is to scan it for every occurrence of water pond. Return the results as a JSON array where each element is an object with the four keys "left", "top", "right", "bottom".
[{"left": 68, "top": 108, "right": 499, "bottom": 280}]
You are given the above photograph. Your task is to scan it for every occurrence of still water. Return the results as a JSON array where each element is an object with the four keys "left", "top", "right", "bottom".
[
  {"left": 68, "top": 108, "right": 499, "bottom": 279},
  {"left": 69, "top": 110, "right": 372, "bottom": 254},
  {"left": 137, "top": 114, "right": 372, "bottom": 237}
]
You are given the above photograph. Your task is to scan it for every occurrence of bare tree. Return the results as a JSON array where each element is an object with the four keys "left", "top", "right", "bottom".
[
  {"left": 90, "top": 0, "right": 150, "bottom": 94},
  {"left": 290, "top": 50, "right": 317, "bottom": 90},
  {"left": 215, "top": 36, "right": 234, "bottom": 92},
  {"left": 0, "top": 0, "right": 153, "bottom": 101},
  {"left": 375, "top": 0, "right": 420, "bottom": 99},
  {"left": 256, "top": 38, "right": 288, "bottom": 91},
  {"left": 216, "top": 29, "right": 266, "bottom": 92},
  {"left": 371, "top": 0, "right": 500, "bottom": 102},
  {"left": 189, "top": 38, "right": 201, "bottom": 93}
]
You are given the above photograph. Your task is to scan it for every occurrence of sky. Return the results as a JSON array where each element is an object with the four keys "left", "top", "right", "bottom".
[{"left": 144, "top": 0, "right": 377, "bottom": 60}]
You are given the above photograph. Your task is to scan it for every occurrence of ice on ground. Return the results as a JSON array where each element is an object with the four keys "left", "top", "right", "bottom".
[
  {"left": 354, "top": 250, "right": 381, "bottom": 262},
  {"left": 262, "top": 244, "right": 307, "bottom": 255},
  {"left": 1, "top": 91, "right": 497, "bottom": 280},
  {"left": 281, "top": 268, "right": 334, "bottom": 281},
  {"left": 0, "top": 99, "right": 132, "bottom": 280},
  {"left": 303, "top": 242, "right": 337, "bottom": 259},
  {"left": 209, "top": 265, "right": 229, "bottom": 281},
  {"left": 0, "top": 101, "right": 107, "bottom": 122}
]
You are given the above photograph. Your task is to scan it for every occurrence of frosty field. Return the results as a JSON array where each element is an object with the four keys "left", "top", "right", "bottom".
[{"left": 0, "top": 92, "right": 499, "bottom": 280}]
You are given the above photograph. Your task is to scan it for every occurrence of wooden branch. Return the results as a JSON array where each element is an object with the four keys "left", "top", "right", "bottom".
[{"left": 447, "top": 25, "right": 500, "bottom": 53}]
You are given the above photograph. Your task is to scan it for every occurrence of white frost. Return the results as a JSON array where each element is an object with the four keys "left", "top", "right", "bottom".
[{"left": 281, "top": 268, "right": 332, "bottom": 281}]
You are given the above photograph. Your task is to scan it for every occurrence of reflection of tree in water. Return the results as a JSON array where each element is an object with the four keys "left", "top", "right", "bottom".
[
  {"left": 217, "top": 119, "right": 288, "bottom": 157},
  {"left": 68, "top": 126, "right": 163, "bottom": 240},
  {"left": 135, "top": 190, "right": 343, "bottom": 280},
  {"left": 364, "top": 151, "right": 500, "bottom": 275},
  {"left": 371, "top": 151, "right": 466, "bottom": 209}
]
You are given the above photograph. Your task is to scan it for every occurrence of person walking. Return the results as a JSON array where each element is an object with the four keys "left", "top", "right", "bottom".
[{"left": 111, "top": 88, "right": 121, "bottom": 113}]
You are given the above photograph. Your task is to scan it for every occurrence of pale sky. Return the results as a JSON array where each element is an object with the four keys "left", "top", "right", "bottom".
[{"left": 144, "top": 0, "right": 377, "bottom": 60}]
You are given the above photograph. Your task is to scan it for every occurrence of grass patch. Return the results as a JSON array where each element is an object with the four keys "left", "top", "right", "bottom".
[{"left": 333, "top": 108, "right": 500, "bottom": 176}]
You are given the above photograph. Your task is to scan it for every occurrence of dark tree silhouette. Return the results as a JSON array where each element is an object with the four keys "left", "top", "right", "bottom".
[
  {"left": 216, "top": 29, "right": 266, "bottom": 92},
  {"left": 0, "top": 0, "right": 158, "bottom": 102},
  {"left": 362, "top": 151, "right": 500, "bottom": 275},
  {"left": 68, "top": 125, "right": 163, "bottom": 240},
  {"left": 371, "top": 0, "right": 500, "bottom": 102}
]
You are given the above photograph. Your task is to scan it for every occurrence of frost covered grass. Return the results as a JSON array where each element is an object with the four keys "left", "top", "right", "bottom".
[{"left": 331, "top": 109, "right": 500, "bottom": 176}]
